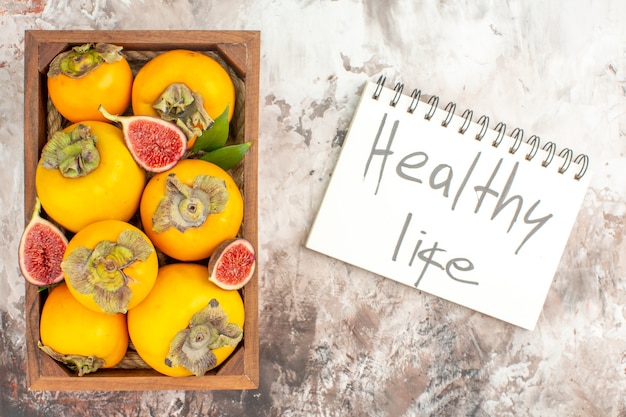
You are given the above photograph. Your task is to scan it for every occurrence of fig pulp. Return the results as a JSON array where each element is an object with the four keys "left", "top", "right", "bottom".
[
  {"left": 208, "top": 238, "right": 256, "bottom": 290},
  {"left": 99, "top": 105, "right": 187, "bottom": 173},
  {"left": 18, "top": 198, "right": 68, "bottom": 286}
]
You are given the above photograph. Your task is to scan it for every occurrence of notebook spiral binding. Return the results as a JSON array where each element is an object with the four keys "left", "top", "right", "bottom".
[{"left": 373, "top": 75, "right": 589, "bottom": 180}]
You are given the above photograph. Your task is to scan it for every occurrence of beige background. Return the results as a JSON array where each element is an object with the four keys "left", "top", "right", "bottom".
[{"left": 1, "top": 1, "right": 625, "bottom": 416}]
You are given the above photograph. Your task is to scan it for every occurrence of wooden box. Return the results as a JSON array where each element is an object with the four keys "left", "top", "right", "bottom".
[{"left": 23, "top": 30, "right": 260, "bottom": 391}]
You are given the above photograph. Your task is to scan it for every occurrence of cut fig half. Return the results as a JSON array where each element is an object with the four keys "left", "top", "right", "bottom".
[
  {"left": 18, "top": 197, "right": 68, "bottom": 286},
  {"left": 98, "top": 105, "right": 187, "bottom": 173},
  {"left": 208, "top": 238, "right": 256, "bottom": 290}
]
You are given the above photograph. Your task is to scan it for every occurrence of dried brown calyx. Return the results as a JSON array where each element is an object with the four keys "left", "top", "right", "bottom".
[
  {"left": 152, "top": 83, "right": 214, "bottom": 141},
  {"left": 61, "top": 229, "right": 154, "bottom": 314},
  {"left": 38, "top": 341, "right": 106, "bottom": 376},
  {"left": 152, "top": 173, "right": 229, "bottom": 233},
  {"left": 165, "top": 298, "right": 243, "bottom": 376},
  {"left": 48, "top": 43, "right": 124, "bottom": 79},
  {"left": 40, "top": 124, "right": 100, "bottom": 178}
]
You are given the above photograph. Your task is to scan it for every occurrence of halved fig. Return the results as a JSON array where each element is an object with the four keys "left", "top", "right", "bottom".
[
  {"left": 18, "top": 197, "right": 68, "bottom": 286},
  {"left": 99, "top": 105, "right": 186, "bottom": 173},
  {"left": 208, "top": 238, "right": 256, "bottom": 290}
]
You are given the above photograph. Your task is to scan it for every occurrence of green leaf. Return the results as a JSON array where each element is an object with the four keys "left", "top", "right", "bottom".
[
  {"left": 199, "top": 142, "right": 252, "bottom": 171},
  {"left": 193, "top": 106, "right": 230, "bottom": 153}
]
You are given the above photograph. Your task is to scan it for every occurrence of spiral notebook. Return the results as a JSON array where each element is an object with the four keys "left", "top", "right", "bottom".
[{"left": 306, "top": 77, "right": 591, "bottom": 330}]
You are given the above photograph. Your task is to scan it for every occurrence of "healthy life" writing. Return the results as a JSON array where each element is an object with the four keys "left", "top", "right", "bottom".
[{"left": 364, "top": 113, "right": 553, "bottom": 256}]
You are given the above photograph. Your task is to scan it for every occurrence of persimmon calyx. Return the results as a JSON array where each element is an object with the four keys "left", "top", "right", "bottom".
[
  {"left": 61, "top": 229, "right": 153, "bottom": 314},
  {"left": 164, "top": 298, "right": 243, "bottom": 376},
  {"left": 152, "top": 83, "right": 214, "bottom": 140},
  {"left": 152, "top": 173, "right": 229, "bottom": 233},
  {"left": 38, "top": 341, "right": 106, "bottom": 376},
  {"left": 48, "top": 43, "right": 124, "bottom": 78},
  {"left": 40, "top": 124, "right": 100, "bottom": 178}
]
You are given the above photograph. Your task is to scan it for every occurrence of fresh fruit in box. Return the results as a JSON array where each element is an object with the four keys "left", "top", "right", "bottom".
[
  {"left": 22, "top": 43, "right": 257, "bottom": 377},
  {"left": 139, "top": 159, "right": 244, "bottom": 261},
  {"left": 127, "top": 263, "right": 244, "bottom": 377},
  {"left": 209, "top": 238, "right": 256, "bottom": 290},
  {"left": 61, "top": 220, "right": 159, "bottom": 314},
  {"left": 131, "top": 49, "right": 236, "bottom": 147},
  {"left": 38, "top": 282, "right": 129, "bottom": 376},
  {"left": 35, "top": 121, "right": 145, "bottom": 233},
  {"left": 47, "top": 43, "right": 133, "bottom": 123},
  {"left": 99, "top": 105, "right": 187, "bottom": 173},
  {"left": 18, "top": 197, "right": 68, "bottom": 286}
]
